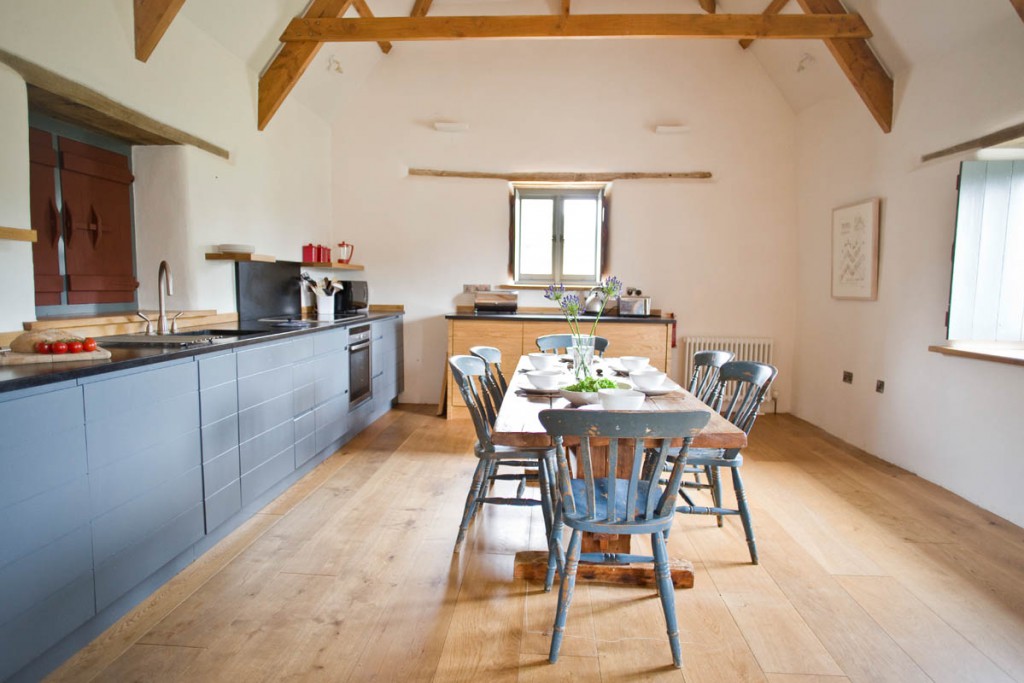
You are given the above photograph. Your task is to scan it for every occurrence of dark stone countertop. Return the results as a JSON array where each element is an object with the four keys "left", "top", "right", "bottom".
[
  {"left": 0, "top": 312, "right": 402, "bottom": 395},
  {"left": 445, "top": 312, "right": 674, "bottom": 324}
]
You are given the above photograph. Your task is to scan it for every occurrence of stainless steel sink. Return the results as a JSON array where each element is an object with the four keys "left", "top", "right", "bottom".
[
  {"left": 175, "top": 329, "right": 267, "bottom": 337},
  {"left": 98, "top": 334, "right": 225, "bottom": 348}
]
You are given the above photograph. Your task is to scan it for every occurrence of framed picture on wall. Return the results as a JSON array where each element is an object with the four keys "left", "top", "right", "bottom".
[{"left": 831, "top": 198, "right": 880, "bottom": 300}]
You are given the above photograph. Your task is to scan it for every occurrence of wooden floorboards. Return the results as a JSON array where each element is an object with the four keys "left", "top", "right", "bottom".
[{"left": 48, "top": 408, "right": 1024, "bottom": 682}]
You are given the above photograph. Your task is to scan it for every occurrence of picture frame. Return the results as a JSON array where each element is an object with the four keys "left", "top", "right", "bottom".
[{"left": 831, "top": 198, "right": 880, "bottom": 300}]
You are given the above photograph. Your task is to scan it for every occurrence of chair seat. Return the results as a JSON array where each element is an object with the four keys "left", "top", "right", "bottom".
[
  {"left": 676, "top": 447, "right": 743, "bottom": 468},
  {"left": 564, "top": 477, "right": 667, "bottom": 532}
]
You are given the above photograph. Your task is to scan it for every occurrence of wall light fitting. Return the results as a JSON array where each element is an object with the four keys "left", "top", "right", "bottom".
[
  {"left": 433, "top": 121, "right": 470, "bottom": 133},
  {"left": 654, "top": 124, "right": 689, "bottom": 135}
]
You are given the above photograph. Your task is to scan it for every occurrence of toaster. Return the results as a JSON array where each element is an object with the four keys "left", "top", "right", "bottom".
[{"left": 617, "top": 296, "right": 652, "bottom": 317}]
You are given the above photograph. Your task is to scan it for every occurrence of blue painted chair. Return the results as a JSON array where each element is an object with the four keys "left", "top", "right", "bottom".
[
  {"left": 469, "top": 345, "right": 508, "bottom": 420},
  {"left": 683, "top": 350, "right": 735, "bottom": 489},
  {"left": 449, "top": 355, "right": 560, "bottom": 588},
  {"left": 535, "top": 333, "right": 609, "bottom": 357},
  {"left": 673, "top": 361, "right": 777, "bottom": 565},
  {"left": 539, "top": 408, "right": 711, "bottom": 668}
]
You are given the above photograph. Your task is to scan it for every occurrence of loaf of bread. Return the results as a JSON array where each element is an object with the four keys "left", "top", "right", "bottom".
[{"left": 9, "top": 329, "right": 84, "bottom": 353}]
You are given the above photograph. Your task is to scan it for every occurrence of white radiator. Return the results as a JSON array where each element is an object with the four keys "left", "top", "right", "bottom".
[{"left": 681, "top": 336, "right": 774, "bottom": 393}]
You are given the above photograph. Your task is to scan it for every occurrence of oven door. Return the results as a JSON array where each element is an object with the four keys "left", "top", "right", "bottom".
[{"left": 349, "top": 327, "right": 372, "bottom": 410}]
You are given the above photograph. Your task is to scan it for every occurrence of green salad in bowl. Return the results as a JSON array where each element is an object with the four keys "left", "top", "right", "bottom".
[{"left": 564, "top": 377, "right": 617, "bottom": 393}]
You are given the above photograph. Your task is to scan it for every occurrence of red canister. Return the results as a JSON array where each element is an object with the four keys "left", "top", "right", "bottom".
[
  {"left": 321, "top": 246, "right": 331, "bottom": 263},
  {"left": 302, "top": 243, "right": 316, "bottom": 262}
]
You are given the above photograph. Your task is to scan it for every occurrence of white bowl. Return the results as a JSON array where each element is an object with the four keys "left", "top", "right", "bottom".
[
  {"left": 598, "top": 388, "right": 646, "bottom": 410},
  {"left": 630, "top": 370, "right": 667, "bottom": 391},
  {"left": 526, "top": 369, "right": 564, "bottom": 390},
  {"left": 559, "top": 380, "right": 630, "bottom": 406},
  {"left": 619, "top": 356, "right": 650, "bottom": 372},
  {"left": 528, "top": 352, "right": 560, "bottom": 371}
]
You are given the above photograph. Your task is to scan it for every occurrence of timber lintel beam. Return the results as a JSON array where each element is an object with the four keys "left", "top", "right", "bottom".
[
  {"left": 411, "top": 0, "right": 434, "bottom": 17},
  {"left": 795, "top": 0, "right": 893, "bottom": 133},
  {"left": 740, "top": 0, "right": 790, "bottom": 49},
  {"left": 258, "top": 0, "right": 355, "bottom": 131},
  {"left": 353, "top": 0, "right": 392, "bottom": 53},
  {"left": 562, "top": 0, "right": 571, "bottom": 16},
  {"left": 134, "top": 0, "right": 187, "bottom": 62},
  {"left": 1011, "top": 0, "right": 1024, "bottom": 22},
  {"left": 699, "top": 0, "right": 717, "bottom": 13},
  {"left": 279, "top": 14, "right": 873, "bottom": 42}
]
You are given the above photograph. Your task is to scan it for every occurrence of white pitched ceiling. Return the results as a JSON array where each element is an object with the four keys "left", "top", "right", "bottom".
[{"left": 179, "top": 0, "right": 1021, "bottom": 126}]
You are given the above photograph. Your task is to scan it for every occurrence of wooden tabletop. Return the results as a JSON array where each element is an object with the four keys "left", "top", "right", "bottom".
[{"left": 492, "top": 356, "right": 746, "bottom": 450}]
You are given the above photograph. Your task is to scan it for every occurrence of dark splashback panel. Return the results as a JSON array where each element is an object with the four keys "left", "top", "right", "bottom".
[{"left": 236, "top": 261, "right": 301, "bottom": 320}]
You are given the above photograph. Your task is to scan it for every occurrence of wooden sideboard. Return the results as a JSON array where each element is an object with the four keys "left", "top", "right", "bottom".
[{"left": 445, "top": 315, "right": 674, "bottom": 420}]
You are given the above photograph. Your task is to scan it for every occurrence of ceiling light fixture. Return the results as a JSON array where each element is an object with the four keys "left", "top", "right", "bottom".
[{"left": 433, "top": 121, "right": 470, "bottom": 133}]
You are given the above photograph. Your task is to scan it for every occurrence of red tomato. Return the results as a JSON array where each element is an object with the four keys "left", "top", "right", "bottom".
[
  {"left": 83, "top": 337, "right": 97, "bottom": 352},
  {"left": 69, "top": 341, "right": 84, "bottom": 354},
  {"left": 52, "top": 341, "right": 69, "bottom": 355},
  {"left": 35, "top": 341, "right": 52, "bottom": 354}
]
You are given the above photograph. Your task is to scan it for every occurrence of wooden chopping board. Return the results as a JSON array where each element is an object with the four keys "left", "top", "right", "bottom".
[{"left": 0, "top": 348, "right": 112, "bottom": 365}]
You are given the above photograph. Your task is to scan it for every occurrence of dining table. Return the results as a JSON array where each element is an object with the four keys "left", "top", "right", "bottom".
[{"left": 493, "top": 354, "right": 747, "bottom": 588}]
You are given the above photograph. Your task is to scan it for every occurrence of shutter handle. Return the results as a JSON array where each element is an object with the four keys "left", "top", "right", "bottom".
[
  {"left": 62, "top": 201, "right": 73, "bottom": 247},
  {"left": 48, "top": 198, "right": 60, "bottom": 247}
]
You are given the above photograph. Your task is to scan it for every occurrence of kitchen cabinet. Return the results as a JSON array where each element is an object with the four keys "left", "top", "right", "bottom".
[
  {"left": 445, "top": 315, "right": 673, "bottom": 419},
  {"left": 0, "top": 317, "right": 402, "bottom": 681},
  {"left": 83, "top": 360, "right": 205, "bottom": 611},
  {"left": 0, "top": 385, "right": 92, "bottom": 682}
]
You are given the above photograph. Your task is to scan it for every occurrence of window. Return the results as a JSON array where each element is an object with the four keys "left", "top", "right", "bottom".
[
  {"left": 948, "top": 160, "right": 1024, "bottom": 341},
  {"left": 512, "top": 185, "right": 606, "bottom": 284}
]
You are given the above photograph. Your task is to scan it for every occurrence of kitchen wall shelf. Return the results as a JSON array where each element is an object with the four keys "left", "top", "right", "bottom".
[
  {"left": 205, "top": 252, "right": 277, "bottom": 263},
  {"left": 300, "top": 261, "right": 365, "bottom": 270},
  {"left": 0, "top": 226, "right": 39, "bottom": 243}
]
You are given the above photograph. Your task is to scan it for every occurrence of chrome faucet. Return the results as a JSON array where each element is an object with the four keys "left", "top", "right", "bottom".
[{"left": 157, "top": 260, "right": 174, "bottom": 335}]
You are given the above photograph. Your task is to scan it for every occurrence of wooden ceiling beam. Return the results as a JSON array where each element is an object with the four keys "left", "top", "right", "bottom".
[
  {"left": 1010, "top": 0, "right": 1024, "bottom": 23},
  {"left": 411, "top": 0, "right": 434, "bottom": 17},
  {"left": 699, "top": 0, "right": 717, "bottom": 13},
  {"left": 794, "top": 0, "right": 893, "bottom": 133},
  {"left": 562, "top": 0, "right": 571, "bottom": 16},
  {"left": 133, "top": 0, "right": 187, "bottom": 62},
  {"left": 740, "top": 0, "right": 789, "bottom": 49},
  {"left": 352, "top": 0, "right": 392, "bottom": 53},
  {"left": 258, "top": 0, "right": 355, "bottom": 131},
  {"left": 280, "top": 14, "right": 872, "bottom": 42}
]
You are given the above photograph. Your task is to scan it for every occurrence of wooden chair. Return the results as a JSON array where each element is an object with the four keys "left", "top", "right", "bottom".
[
  {"left": 683, "top": 350, "right": 735, "bottom": 489},
  {"left": 688, "top": 350, "right": 734, "bottom": 403},
  {"left": 469, "top": 345, "right": 508, "bottom": 419},
  {"left": 448, "top": 355, "right": 560, "bottom": 587},
  {"left": 535, "top": 333, "right": 609, "bottom": 356},
  {"left": 539, "top": 409, "right": 711, "bottom": 668},
  {"left": 673, "top": 361, "right": 777, "bottom": 565}
]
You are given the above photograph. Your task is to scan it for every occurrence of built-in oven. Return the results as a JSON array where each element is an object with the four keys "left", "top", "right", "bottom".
[{"left": 348, "top": 324, "right": 372, "bottom": 410}]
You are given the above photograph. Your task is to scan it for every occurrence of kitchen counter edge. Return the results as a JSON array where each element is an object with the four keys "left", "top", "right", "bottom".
[
  {"left": 0, "top": 313, "right": 403, "bottom": 395},
  {"left": 446, "top": 312, "right": 674, "bottom": 324}
]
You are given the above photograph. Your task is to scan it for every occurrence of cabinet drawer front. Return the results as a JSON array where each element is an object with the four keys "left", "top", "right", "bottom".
[
  {"left": 598, "top": 325, "right": 670, "bottom": 370},
  {"left": 314, "top": 328, "right": 348, "bottom": 356},
  {"left": 238, "top": 392, "right": 293, "bottom": 443},
  {"left": 204, "top": 479, "right": 241, "bottom": 534},
  {"left": 0, "top": 476, "right": 91, "bottom": 569},
  {"left": 199, "top": 351, "right": 237, "bottom": 390},
  {"left": 203, "top": 446, "right": 241, "bottom": 495},
  {"left": 84, "top": 361, "right": 197, "bottom": 423},
  {"left": 240, "top": 447, "right": 294, "bottom": 506},
  {"left": 450, "top": 320, "right": 523, "bottom": 408},
  {"left": 236, "top": 340, "right": 296, "bottom": 379},
  {"left": 294, "top": 433, "right": 316, "bottom": 469},
  {"left": 237, "top": 364, "right": 292, "bottom": 411},
  {"left": 292, "top": 357, "right": 315, "bottom": 389},
  {"left": 239, "top": 419, "right": 295, "bottom": 476},
  {"left": 86, "top": 392, "right": 200, "bottom": 471},
  {"left": 313, "top": 351, "right": 348, "bottom": 404},
  {"left": 293, "top": 382, "right": 316, "bottom": 417},
  {"left": 200, "top": 380, "right": 238, "bottom": 426},
  {"left": 314, "top": 394, "right": 349, "bottom": 453},
  {"left": 201, "top": 414, "right": 239, "bottom": 463},
  {"left": 294, "top": 410, "right": 315, "bottom": 442},
  {"left": 0, "top": 524, "right": 93, "bottom": 625}
]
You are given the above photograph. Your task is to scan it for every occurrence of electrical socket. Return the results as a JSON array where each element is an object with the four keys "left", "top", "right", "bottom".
[
  {"left": 842, "top": 371, "right": 853, "bottom": 384},
  {"left": 462, "top": 284, "right": 492, "bottom": 293},
  {"left": 876, "top": 380, "right": 885, "bottom": 393}
]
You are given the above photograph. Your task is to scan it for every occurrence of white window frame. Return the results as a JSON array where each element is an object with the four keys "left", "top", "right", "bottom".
[{"left": 512, "top": 185, "right": 605, "bottom": 285}]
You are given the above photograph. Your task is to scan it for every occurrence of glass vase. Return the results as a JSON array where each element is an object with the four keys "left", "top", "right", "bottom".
[{"left": 571, "top": 335, "right": 596, "bottom": 381}]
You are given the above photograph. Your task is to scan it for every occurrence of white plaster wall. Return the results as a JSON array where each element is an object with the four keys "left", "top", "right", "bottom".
[
  {"left": 793, "top": 20, "right": 1024, "bottom": 527},
  {"left": 0, "top": 0, "right": 332, "bottom": 319},
  {"left": 331, "top": 40, "right": 799, "bottom": 405},
  {"left": 0, "top": 64, "right": 36, "bottom": 331}
]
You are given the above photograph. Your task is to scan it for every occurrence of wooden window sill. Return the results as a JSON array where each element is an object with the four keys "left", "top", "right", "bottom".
[{"left": 928, "top": 342, "right": 1024, "bottom": 368}]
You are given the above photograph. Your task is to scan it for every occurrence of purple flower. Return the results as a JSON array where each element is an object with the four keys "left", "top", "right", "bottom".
[
  {"left": 544, "top": 283, "right": 566, "bottom": 302},
  {"left": 560, "top": 293, "right": 581, "bottom": 317},
  {"left": 601, "top": 276, "right": 623, "bottom": 298}
]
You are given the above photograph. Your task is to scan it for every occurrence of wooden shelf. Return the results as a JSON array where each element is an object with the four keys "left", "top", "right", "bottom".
[
  {"left": 205, "top": 252, "right": 276, "bottom": 263},
  {"left": 0, "top": 226, "right": 38, "bottom": 243},
  {"left": 300, "top": 261, "right": 365, "bottom": 270}
]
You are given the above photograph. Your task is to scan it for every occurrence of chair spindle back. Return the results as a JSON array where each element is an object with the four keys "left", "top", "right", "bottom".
[
  {"left": 449, "top": 355, "right": 496, "bottom": 449},
  {"left": 688, "top": 350, "right": 734, "bottom": 404},
  {"left": 714, "top": 361, "right": 778, "bottom": 437},
  {"left": 535, "top": 334, "right": 609, "bottom": 357}
]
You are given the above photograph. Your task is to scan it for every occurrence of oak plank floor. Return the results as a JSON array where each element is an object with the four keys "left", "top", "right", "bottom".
[{"left": 48, "top": 409, "right": 1024, "bottom": 682}]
